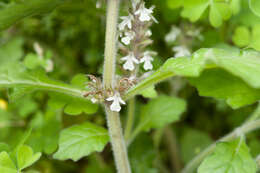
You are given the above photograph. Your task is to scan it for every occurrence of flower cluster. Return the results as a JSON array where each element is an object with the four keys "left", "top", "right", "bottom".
[
  {"left": 87, "top": 0, "right": 157, "bottom": 112},
  {"left": 84, "top": 75, "right": 136, "bottom": 112},
  {"left": 165, "top": 24, "right": 203, "bottom": 58},
  {"left": 118, "top": 1, "right": 157, "bottom": 73}
]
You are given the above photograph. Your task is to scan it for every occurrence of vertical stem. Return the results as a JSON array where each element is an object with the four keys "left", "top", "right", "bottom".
[
  {"left": 124, "top": 98, "right": 135, "bottom": 140},
  {"left": 105, "top": 108, "right": 132, "bottom": 173},
  {"left": 103, "top": 0, "right": 131, "bottom": 173},
  {"left": 103, "top": 0, "right": 118, "bottom": 88}
]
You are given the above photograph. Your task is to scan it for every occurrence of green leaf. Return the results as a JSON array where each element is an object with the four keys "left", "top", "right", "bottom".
[
  {"left": 181, "top": 0, "right": 209, "bottom": 22},
  {"left": 48, "top": 74, "right": 98, "bottom": 115},
  {"left": 232, "top": 26, "right": 250, "bottom": 47},
  {"left": 0, "top": 63, "right": 87, "bottom": 101},
  {"left": 140, "top": 86, "right": 158, "bottom": 98},
  {"left": 181, "top": 0, "right": 233, "bottom": 27},
  {"left": 0, "top": 38, "right": 24, "bottom": 64},
  {"left": 189, "top": 68, "right": 260, "bottom": 108},
  {"left": 28, "top": 110, "right": 62, "bottom": 154},
  {"left": 198, "top": 139, "right": 257, "bottom": 173},
  {"left": 125, "top": 48, "right": 260, "bottom": 108},
  {"left": 53, "top": 122, "right": 109, "bottom": 161},
  {"left": 135, "top": 96, "right": 186, "bottom": 133},
  {"left": 249, "top": 0, "right": 260, "bottom": 17},
  {"left": 17, "top": 145, "right": 41, "bottom": 171},
  {"left": 230, "top": 0, "right": 241, "bottom": 15},
  {"left": 167, "top": 0, "right": 183, "bottom": 9},
  {"left": 0, "top": 0, "right": 68, "bottom": 31},
  {"left": 0, "top": 152, "right": 16, "bottom": 173}
]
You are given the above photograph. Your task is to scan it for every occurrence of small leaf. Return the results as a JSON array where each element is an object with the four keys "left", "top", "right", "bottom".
[
  {"left": 181, "top": 0, "right": 209, "bottom": 22},
  {"left": 0, "top": 152, "right": 16, "bottom": 173},
  {"left": 140, "top": 86, "right": 158, "bottom": 98},
  {"left": 136, "top": 95, "right": 186, "bottom": 132},
  {"left": 53, "top": 122, "right": 109, "bottom": 161},
  {"left": 249, "top": 0, "right": 260, "bottom": 17},
  {"left": 232, "top": 26, "right": 250, "bottom": 47},
  {"left": 17, "top": 145, "right": 41, "bottom": 171},
  {"left": 198, "top": 139, "right": 257, "bottom": 173}
]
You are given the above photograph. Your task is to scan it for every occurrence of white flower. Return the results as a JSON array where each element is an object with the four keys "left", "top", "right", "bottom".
[
  {"left": 91, "top": 97, "right": 98, "bottom": 103},
  {"left": 165, "top": 26, "right": 181, "bottom": 43},
  {"left": 118, "top": 15, "right": 133, "bottom": 31},
  {"left": 140, "top": 51, "right": 154, "bottom": 70},
  {"left": 106, "top": 92, "right": 126, "bottom": 112},
  {"left": 173, "top": 46, "right": 191, "bottom": 58},
  {"left": 121, "top": 31, "right": 135, "bottom": 45},
  {"left": 134, "top": 3, "right": 157, "bottom": 23},
  {"left": 145, "top": 30, "right": 152, "bottom": 37},
  {"left": 132, "top": 0, "right": 140, "bottom": 10},
  {"left": 121, "top": 52, "right": 139, "bottom": 71}
]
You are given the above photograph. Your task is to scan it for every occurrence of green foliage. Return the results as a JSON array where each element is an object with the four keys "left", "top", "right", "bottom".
[
  {"left": 28, "top": 110, "right": 62, "bottom": 154},
  {"left": 0, "top": 63, "right": 86, "bottom": 100},
  {"left": 249, "top": 0, "right": 260, "bottom": 17},
  {"left": 140, "top": 86, "right": 158, "bottom": 98},
  {"left": 232, "top": 26, "right": 250, "bottom": 47},
  {"left": 0, "top": 152, "right": 16, "bottom": 173},
  {"left": 126, "top": 48, "right": 260, "bottom": 108},
  {"left": 180, "top": 128, "right": 213, "bottom": 163},
  {"left": 167, "top": 0, "right": 240, "bottom": 27},
  {"left": 54, "top": 122, "right": 109, "bottom": 161},
  {"left": 129, "top": 134, "right": 158, "bottom": 173},
  {"left": 232, "top": 25, "right": 260, "bottom": 50},
  {"left": 135, "top": 95, "right": 186, "bottom": 132},
  {"left": 0, "top": 145, "right": 41, "bottom": 173},
  {"left": 198, "top": 138, "right": 257, "bottom": 173},
  {"left": 0, "top": 38, "right": 24, "bottom": 64},
  {"left": 0, "top": 0, "right": 67, "bottom": 31},
  {"left": 1, "top": 0, "right": 260, "bottom": 172},
  {"left": 16, "top": 145, "right": 41, "bottom": 171},
  {"left": 48, "top": 74, "right": 98, "bottom": 115}
]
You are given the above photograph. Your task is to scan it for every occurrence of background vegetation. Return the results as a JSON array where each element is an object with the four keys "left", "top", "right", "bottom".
[{"left": 0, "top": 0, "right": 260, "bottom": 172}]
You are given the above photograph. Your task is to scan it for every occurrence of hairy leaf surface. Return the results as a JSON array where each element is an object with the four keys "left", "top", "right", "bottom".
[{"left": 54, "top": 122, "right": 109, "bottom": 161}]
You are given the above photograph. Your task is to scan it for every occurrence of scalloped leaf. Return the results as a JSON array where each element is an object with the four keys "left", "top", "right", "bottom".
[
  {"left": 125, "top": 48, "right": 260, "bottom": 109},
  {"left": 53, "top": 122, "right": 109, "bottom": 161},
  {"left": 198, "top": 139, "right": 257, "bottom": 173}
]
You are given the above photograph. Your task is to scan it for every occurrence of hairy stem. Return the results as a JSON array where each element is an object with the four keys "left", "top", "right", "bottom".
[
  {"left": 103, "top": 0, "right": 131, "bottom": 172},
  {"left": 103, "top": 0, "right": 118, "bottom": 88},
  {"left": 182, "top": 119, "right": 260, "bottom": 173},
  {"left": 105, "top": 108, "right": 132, "bottom": 173},
  {"left": 124, "top": 98, "right": 135, "bottom": 141}
]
